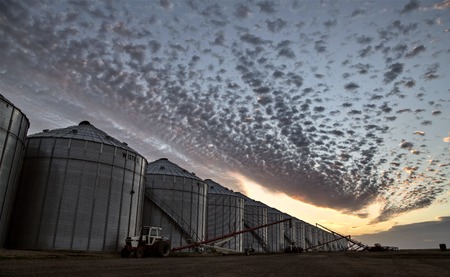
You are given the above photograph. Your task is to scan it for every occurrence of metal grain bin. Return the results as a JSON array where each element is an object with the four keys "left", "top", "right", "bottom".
[
  {"left": 337, "top": 237, "right": 348, "bottom": 250},
  {"left": 304, "top": 223, "right": 314, "bottom": 250},
  {"left": 285, "top": 217, "right": 305, "bottom": 249},
  {"left": 311, "top": 225, "right": 319, "bottom": 250},
  {"left": 0, "top": 94, "right": 29, "bottom": 248},
  {"left": 8, "top": 121, "right": 146, "bottom": 251},
  {"left": 266, "top": 207, "right": 285, "bottom": 253},
  {"left": 236, "top": 193, "right": 268, "bottom": 253},
  {"left": 143, "top": 158, "right": 207, "bottom": 252},
  {"left": 206, "top": 179, "right": 244, "bottom": 253}
]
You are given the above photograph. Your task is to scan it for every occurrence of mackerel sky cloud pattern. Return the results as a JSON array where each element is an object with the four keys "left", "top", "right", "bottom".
[{"left": 0, "top": 0, "right": 449, "bottom": 224}]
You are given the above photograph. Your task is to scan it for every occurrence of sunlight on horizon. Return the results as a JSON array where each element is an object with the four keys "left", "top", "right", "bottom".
[{"left": 231, "top": 171, "right": 403, "bottom": 236}]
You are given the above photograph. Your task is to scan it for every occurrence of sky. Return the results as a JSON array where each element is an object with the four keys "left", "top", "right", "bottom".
[{"left": 1, "top": 0, "right": 449, "bottom": 249}]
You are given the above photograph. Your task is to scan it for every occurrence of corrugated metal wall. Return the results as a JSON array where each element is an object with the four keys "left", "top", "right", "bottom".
[{"left": 0, "top": 94, "right": 29, "bottom": 248}]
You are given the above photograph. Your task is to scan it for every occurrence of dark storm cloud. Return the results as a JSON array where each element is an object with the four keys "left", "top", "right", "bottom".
[
  {"left": 352, "top": 63, "right": 372, "bottom": 75},
  {"left": 234, "top": 4, "right": 251, "bottom": 18},
  {"left": 344, "top": 82, "right": 359, "bottom": 91},
  {"left": 212, "top": 31, "right": 225, "bottom": 46},
  {"left": 278, "top": 47, "right": 295, "bottom": 58},
  {"left": 384, "top": 63, "right": 404, "bottom": 83},
  {"left": 286, "top": 73, "right": 303, "bottom": 87},
  {"left": 257, "top": 1, "right": 277, "bottom": 14},
  {"left": 266, "top": 18, "right": 287, "bottom": 32},
  {"left": 323, "top": 19, "right": 337, "bottom": 28},
  {"left": 350, "top": 8, "right": 366, "bottom": 17},
  {"left": 423, "top": 63, "right": 440, "bottom": 80},
  {"left": 378, "top": 20, "right": 418, "bottom": 41},
  {"left": 314, "top": 40, "right": 327, "bottom": 53},
  {"left": 160, "top": 0, "right": 172, "bottom": 10},
  {"left": 240, "top": 33, "right": 268, "bottom": 45},
  {"left": 1, "top": 0, "right": 449, "bottom": 224},
  {"left": 405, "top": 45, "right": 426, "bottom": 58},
  {"left": 404, "top": 79, "right": 416, "bottom": 87},
  {"left": 356, "top": 35, "right": 373, "bottom": 44},
  {"left": 400, "top": 0, "right": 420, "bottom": 14},
  {"left": 253, "top": 87, "right": 271, "bottom": 94},
  {"left": 359, "top": 46, "right": 373, "bottom": 58}
]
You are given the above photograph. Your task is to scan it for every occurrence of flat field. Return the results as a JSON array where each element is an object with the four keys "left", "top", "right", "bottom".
[{"left": 1, "top": 249, "right": 449, "bottom": 276}]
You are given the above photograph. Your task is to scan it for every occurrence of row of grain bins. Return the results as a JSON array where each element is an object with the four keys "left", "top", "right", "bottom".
[{"left": 0, "top": 93, "right": 348, "bottom": 253}]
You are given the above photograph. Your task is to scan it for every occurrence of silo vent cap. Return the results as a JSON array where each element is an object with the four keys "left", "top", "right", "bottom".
[{"left": 79, "top": 120, "right": 91, "bottom": 126}]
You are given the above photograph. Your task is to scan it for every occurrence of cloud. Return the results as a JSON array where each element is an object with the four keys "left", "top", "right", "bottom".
[
  {"left": 350, "top": 8, "right": 366, "bottom": 17},
  {"left": 314, "top": 40, "right": 327, "bottom": 53},
  {"left": 1, "top": 0, "right": 449, "bottom": 225},
  {"left": 278, "top": 47, "right": 295, "bottom": 58},
  {"left": 159, "top": 0, "right": 173, "bottom": 10},
  {"left": 323, "top": 19, "right": 337, "bottom": 28},
  {"left": 400, "top": 0, "right": 420, "bottom": 14},
  {"left": 240, "top": 33, "right": 268, "bottom": 45},
  {"left": 405, "top": 45, "right": 426, "bottom": 58},
  {"left": 384, "top": 63, "right": 404, "bottom": 83},
  {"left": 234, "top": 4, "right": 251, "bottom": 18},
  {"left": 266, "top": 18, "right": 287, "bottom": 32},
  {"left": 257, "top": 1, "right": 277, "bottom": 14},
  {"left": 344, "top": 82, "right": 360, "bottom": 91}
]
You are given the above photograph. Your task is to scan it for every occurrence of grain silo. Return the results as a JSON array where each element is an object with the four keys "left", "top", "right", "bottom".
[
  {"left": 311, "top": 225, "right": 319, "bottom": 250},
  {"left": 266, "top": 206, "right": 285, "bottom": 253},
  {"left": 205, "top": 179, "right": 244, "bottom": 253},
  {"left": 325, "top": 231, "right": 337, "bottom": 251},
  {"left": 143, "top": 158, "right": 207, "bottom": 252},
  {"left": 337, "top": 237, "right": 348, "bottom": 250},
  {"left": 316, "top": 228, "right": 326, "bottom": 251},
  {"left": 8, "top": 121, "right": 146, "bottom": 251},
  {"left": 0, "top": 94, "right": 29, "bottom": 248},
  {"left": 291, "top": 218, "right": 306, "bottom": 250},
  {"left": 236, "top": 193, "right": 269, "bottom": 253},
  {"left": 304, "top": 223, "right": 314, "bottom": 251}
]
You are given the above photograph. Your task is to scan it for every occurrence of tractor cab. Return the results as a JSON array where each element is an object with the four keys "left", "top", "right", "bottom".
[
  {"left": 122, "top": 226, "right": 171, "bottom": 258},
  {"left": 140, "top": 226, "right": 162, "bottom": 246}
]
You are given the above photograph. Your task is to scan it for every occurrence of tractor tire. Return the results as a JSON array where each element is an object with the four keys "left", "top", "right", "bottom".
[
  {"left": 121, "top": 248, "right": 130, "bottom": 258},
  {"left": 156, "top": 240, "right": 171, "bottom": 257},
  {"left": 135, "top": 247, "right": 144, "bottom": 258}
]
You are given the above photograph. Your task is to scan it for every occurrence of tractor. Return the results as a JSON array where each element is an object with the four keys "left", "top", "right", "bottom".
[{"left": 121, "top": 226, "right": 171, "bottom": 258}]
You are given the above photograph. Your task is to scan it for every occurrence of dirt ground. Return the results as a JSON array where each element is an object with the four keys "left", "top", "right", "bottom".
[{"left": 1, "top": 249, "right": 449, "bottom": 276}]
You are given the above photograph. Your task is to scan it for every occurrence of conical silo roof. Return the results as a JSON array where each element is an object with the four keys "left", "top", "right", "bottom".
[
  {"left": 235, "top": 192, "right": 267, "bottom": 207},
  {"left": 205, "top": 179, "right": 240, "bottom": 196},
  {"left": 146, "top": 158, "right": 203, "bottom": 180},
  {"left": 28, "top": 120, "right": 138, "bottom": 153}
]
